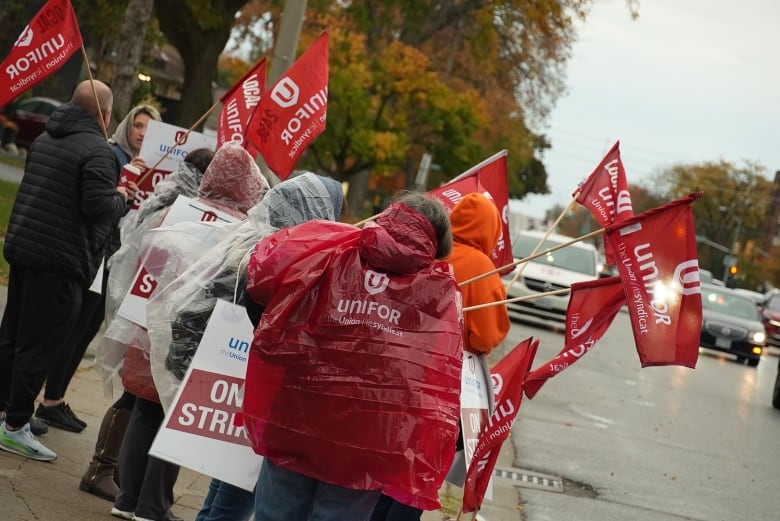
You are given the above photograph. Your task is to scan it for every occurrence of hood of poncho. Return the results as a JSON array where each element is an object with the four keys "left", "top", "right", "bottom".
[
  {"left": 249, "top": 172, "right": 343, "bottom": 230},
  {"left": 358, "top": 202, "right": 437, "bottom": 274},
  {"left": 199, "top": 142, "right": 269, "bottom": 218}
]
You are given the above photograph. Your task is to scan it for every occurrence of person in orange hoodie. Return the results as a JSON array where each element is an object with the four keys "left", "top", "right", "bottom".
[
  {"left": 447, "top": 191, "right": 511, "bottom": 355},
  {"left": 371, "top": 192, "right": 510, "bottom": 521}
]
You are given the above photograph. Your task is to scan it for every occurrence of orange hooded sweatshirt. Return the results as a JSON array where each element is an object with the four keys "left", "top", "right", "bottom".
[{"left": 446, "top": 192, "right": 510, "bottom": 354}]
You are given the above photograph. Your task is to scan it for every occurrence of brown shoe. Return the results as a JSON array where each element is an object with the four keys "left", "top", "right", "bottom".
[{"left": 80, "top": 407, "right": 131, "bottom": 501}]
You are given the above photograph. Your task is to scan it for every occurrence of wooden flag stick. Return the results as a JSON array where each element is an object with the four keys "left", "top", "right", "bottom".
[
  {"left": 460, "top": 227, "right": 604, "bottom": 287},
  {"left": 135, "top": 100, "right": 222, "bottom": 186},
  {"left": 463, "top": 287, "right": 571, "bottom": 313},
  {"left": 80, "top": 45, "right": 108, "bottom": 141},
  {"left": 505, "top": 195, "right": 578, "bottom": 293}
]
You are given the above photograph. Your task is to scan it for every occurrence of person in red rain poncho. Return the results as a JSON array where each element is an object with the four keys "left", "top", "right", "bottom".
[
  {"left": 372, "top": 191, "right": 511, "bottom": 521},
  {"left": 243, "top": 192, "right": 464, "bottom": 521}
]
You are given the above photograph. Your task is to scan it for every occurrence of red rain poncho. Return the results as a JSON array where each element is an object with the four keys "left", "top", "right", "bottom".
[{"left": 243, "top": 202, "right": 463, "bottom": 510}]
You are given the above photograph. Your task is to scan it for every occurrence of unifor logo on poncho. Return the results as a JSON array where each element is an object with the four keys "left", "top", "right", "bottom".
[{"left": 329, "top": 269, "right": 403, "bottom": 337}]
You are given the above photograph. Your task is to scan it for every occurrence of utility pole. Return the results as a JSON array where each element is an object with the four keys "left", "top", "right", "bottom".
[
  {"left": 257, "top": 0, "right": 309, "bottom": 186},
  {"left": 268, "top": 0, "right": 309, "bottom": 84}
]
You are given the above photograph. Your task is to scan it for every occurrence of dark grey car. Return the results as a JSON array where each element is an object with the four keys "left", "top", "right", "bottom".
[{"left": 700, "top": 284, "right": 766, "bottom": 367}]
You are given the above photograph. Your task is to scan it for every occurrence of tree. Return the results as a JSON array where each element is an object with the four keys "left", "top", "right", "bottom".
[
  {"left": 154, "top": 0, "right": 248, "bottom": 127},
  {"left": 110, "top": 0, "right": 155, "bottom": 124},
  {"left": 650, "top": 160, "right": 773, "bottom": 283},
  {"left": 296, "top": 23, "right": 486, "bottom": 215}
]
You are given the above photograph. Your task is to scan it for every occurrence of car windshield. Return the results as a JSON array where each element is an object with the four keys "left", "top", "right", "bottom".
[
  {"left": 765, "top": 293, "right": 780, "bottom": 311},
  {"left": 702, "top": 287, "right": 761, "bottom": 320},
  {"left": 511, "top": 234, "right": 596, "bottom": 275}
]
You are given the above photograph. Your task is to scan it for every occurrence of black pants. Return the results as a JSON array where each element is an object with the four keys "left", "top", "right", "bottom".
[
  {"left": 44, "top": 270, "right": 108, "bottom": 400},
  {"left": 370, "top": 494, "right": 423, "bottom": 521},
  {"left": 0, "top": 267, "right": 82, "bottom": 427},
  {"left": 115, "top": 395, "right": 180, "bottom": 519}
]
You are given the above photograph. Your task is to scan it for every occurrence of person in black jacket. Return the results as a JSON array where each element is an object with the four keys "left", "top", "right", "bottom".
[
  {"left": 0, "top": 79, "right": 137, "bottom": 462},
  {"left": 36, "top": 104, "right": 163, "bottom": 435}
]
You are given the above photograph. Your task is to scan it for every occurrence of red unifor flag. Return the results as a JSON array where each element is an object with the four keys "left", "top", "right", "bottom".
[
  {"left": 244, "top": 31, "right": 329, "bottom": 180},
  {"left": 217, "top": 57, "right": 267, "bottom": 156},
  {"left": 573, "top": 141, "right": 633, "bottom": 264},
  {"left": 462, "top": 337, "right": 538, "bottom": 514},
  {"left": 428, "top": 150, "right": 513, "bottom": 272},
  {"left": 524, "top": 276, "right": 626, "bottom": 399},
  {"left": 0, "top": 0, "right": 83, "bottom": 107},
  {"left": 605, "top": 193, "right": 703, "bottom": 368}
]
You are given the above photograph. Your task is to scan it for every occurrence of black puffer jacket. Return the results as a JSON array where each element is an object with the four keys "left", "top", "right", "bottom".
[{"left": 4, "top": 103, "right": 127, "bottom": 284}]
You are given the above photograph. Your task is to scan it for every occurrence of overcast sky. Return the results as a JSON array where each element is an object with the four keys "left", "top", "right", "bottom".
[{"left": 513, "top": 0, "right": 780, "bottom": 219}]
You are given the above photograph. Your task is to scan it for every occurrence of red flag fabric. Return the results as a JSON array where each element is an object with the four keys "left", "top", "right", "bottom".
[
  {"left": 217, "top": 57, "right": 267, "bottom": 155},
  {"left": 462, "top": 337, "right": 538, "bottom": 513},
  {"left": 0, "top": 0, "right": 83, "bottom": 107},
  {"left": 429, "top": 150, "right": 513, "bottom": 272},
  {"left": 574, "top": 141, "right": 633, "bottom": 264},
  {"left": 524, "top": 276, "right": 626, "bottom": 399},
  {"left": 605, "top": 193, "right": 703, "bottom": 368},
  {"left": 244, "top": 31, "right": 329, "bottom": 180}
]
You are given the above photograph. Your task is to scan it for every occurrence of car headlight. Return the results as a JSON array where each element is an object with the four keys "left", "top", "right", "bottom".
[{"left": 752, "top": 331, "right": 766, "bottom": 344}]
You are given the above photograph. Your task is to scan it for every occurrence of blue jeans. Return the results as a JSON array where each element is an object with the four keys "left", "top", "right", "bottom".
[
  {"left": 254, "top": 459, "right": 382, "bottom": 521},
  {"left": 195, "top": 478, "right": 255, "bottom": 521}
]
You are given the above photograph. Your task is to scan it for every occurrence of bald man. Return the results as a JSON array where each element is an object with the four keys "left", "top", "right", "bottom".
[{"left": 0, "top": 80, "right": 137, "bottom": 462}]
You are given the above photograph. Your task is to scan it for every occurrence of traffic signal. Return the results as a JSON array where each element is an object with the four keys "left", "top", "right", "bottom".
[{"left": 729, "top": 265, "right": 738, "bottom": 276}]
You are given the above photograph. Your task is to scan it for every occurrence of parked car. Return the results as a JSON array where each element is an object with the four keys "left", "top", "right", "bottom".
[
  {"left": 699, "top": 268, "right": 724, "bottom": 286},
  {"left": 2, "top": 96, "right": 62, "bottom": 149},
  {"left": 700, "top": 283, "right": 766, "bottom": 367},
  {"left": 733, "top": 288, "right": 766, "bottom": 307},
  {"left": 761, "top": 290, "right": 780, "bottom": 348},
  {"left": 502, "top": 229, "right": 599, "bottom": 322}
]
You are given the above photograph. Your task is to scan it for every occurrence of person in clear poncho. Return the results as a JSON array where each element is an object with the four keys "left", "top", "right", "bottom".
[
  {"left": 142, "top": 172, "right": 344, "bottom": 521},
  {"left": 146, "top": 171, "right": 345, "bottom": 410},
  {"left": 98, "top": 142, "right": 269, "bottom": 521}
]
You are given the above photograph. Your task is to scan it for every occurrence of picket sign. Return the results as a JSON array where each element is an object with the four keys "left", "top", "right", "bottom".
[
  {"left": 115, "top": 196, "right": 240, "bottom": 327},
  {"left": 149, "top": 299, "right": 262, "bottom": 491},
  {"left": 131, "top": 120, "right": 217, "bottom": 211},
  {"left": 446, "top": 352, "right": 494, "bottom": 501}
]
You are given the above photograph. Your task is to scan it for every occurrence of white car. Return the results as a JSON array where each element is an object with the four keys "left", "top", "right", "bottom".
[{"left": 502, "top": 229, "right": 600, "bottom": 322}]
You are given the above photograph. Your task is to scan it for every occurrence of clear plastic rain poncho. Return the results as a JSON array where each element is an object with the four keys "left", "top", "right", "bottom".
[
  {"left": 107, "top": 159, "right": 204, "bottom": 321},
  {"left": 95, "top": 142, "right": 269, "bottom": 398},
  {"left": 146, "top": 172, "right": 343, "bottom": 410}
]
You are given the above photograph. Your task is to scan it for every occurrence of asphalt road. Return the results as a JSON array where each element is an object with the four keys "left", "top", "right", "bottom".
[{"left": 502, "top": 311, "right": 780, "bottom": 521}]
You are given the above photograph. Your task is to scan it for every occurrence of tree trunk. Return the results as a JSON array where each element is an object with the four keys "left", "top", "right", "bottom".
[
  {"left": 347, "top": 168, "right": 373, "bottom": 220},
  {"left": 111, "top": 0, "right": 155, "bottom": 128},
  {"left": 155, "top": 0, "right": 247, "bottom": 129}
]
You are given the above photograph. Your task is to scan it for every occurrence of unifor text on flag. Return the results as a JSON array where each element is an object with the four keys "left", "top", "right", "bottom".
[
  {"left": 428, "top": 150, "right": 513, "bottom": 272},
  {"left": 524, "top": 276, "right": 626, "bottom": 399},
  {"left": 0, "top": 0, "right": 83, "bottom": 107},
  {"left": 573, "top": 141, "right": 633, "bottom": 265},
  {"left": 605, "top": 192, "right": 703, "bottom": 368},
  {"left": 217, "top": 57, "right": 267, "bottom": 156},
  {"left": 244, "top": 31, "right": 329, "bottom": 180},
  {"left": 462, "top": 337, "right": 538, "bottom": 514}
]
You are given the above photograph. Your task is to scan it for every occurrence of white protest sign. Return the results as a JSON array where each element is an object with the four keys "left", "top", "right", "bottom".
[
  {"left": 150, "top": 299, "right": 262, "bottom": 491},
  {"left": 116, "top": 196, "right": 240, "bottom": 327},
  {"left": 132, "top": 120, "right": 217, "bottom": 211},
  {"left": 446, "top": 351, "right": 493, "bottom": 499}
]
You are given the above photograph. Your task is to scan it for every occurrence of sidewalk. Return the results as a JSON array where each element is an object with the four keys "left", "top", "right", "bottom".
[{"left": 0, "top": 282, "right": 523, "bottom": 521}]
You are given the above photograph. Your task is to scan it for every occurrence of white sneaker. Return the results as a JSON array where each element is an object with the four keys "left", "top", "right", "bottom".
[
  {"left": 110, "top": 507, "right": 135, "bottom": 520},
  {"left": 0, "top": 421, "right": 57, "bottom": 461}
]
